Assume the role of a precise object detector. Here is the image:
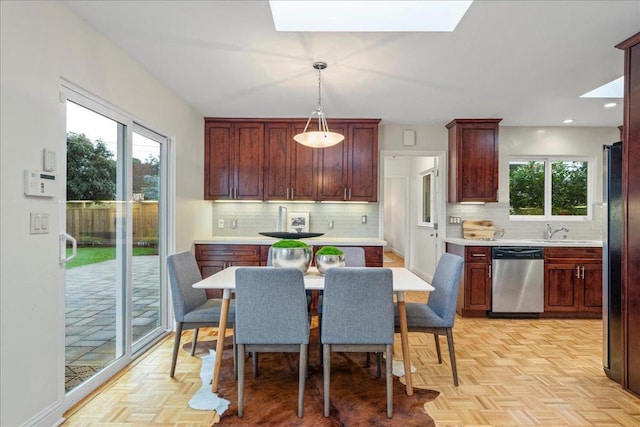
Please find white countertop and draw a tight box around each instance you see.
[193,236,387,246]
[445,237,603,247]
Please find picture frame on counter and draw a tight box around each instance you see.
[287,212,309,233]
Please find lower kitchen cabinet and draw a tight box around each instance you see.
[543,247,602,317]
[447,243,492,317]
[194,244,261,298]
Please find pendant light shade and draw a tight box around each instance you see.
[294,61,344,148]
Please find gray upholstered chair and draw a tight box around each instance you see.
[235,267,309,418]
[395,252,464,386]
[167,251,235,378]
[316,247,372,364]
[321,267,395,418]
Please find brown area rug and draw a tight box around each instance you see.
[186,330,439,426]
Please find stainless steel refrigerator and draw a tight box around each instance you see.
[603,141,622,383]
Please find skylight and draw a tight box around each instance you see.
[580,76,624,98]
[269,1,473,32]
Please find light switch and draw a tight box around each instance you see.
[30,212,49,234]
[217,219,225,229]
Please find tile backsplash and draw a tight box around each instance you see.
[445,202,603,240]
[210,202,379,238]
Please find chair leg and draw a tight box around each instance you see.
[298,344,307,417]
[323,344,331,417]
[445,328,459,387]
[376,352,382,379]
[252,352,259,378]
[238,344,245,417]
[318,315,323,366]
[170,322,183,377]
[385,344,393,418]
[233,332,238,380]
[191,328,199,356]
[434,333,443,363]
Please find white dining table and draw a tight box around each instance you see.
[192,266,434,396]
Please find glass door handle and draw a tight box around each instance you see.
[60,233,77,265]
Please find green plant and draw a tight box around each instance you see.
[271,239,309,248]
[316,246,344,256]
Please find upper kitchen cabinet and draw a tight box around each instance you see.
[264,122,317,201]
[317,120,380,202]
[447,118,502,203]
[204,120,264,200]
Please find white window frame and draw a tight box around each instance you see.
[418,168,436,227]
[509,156,595,221]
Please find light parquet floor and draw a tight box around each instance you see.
[64,252,640,426]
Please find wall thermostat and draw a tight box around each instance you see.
[24,169,57,198]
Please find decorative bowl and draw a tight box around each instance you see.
[271,247,312,273]
[315,254,346,275]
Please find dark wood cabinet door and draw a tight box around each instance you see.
[264,123,290,200]
[204,122,234,200]
[459,127,498,201]
[447,119,501,203]
[465,262,491,310]
[234,123,264,200]
[363,246,383,267]
[545,263,580,312]
[289,123,318,201]
[317,123,349,201]
[348,124,378,202]
[581,263,603,312]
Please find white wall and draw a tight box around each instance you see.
[0,2,203,425]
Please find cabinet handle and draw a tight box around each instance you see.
[471,253,487,257]
[291,188,294,199]
[343,188,347,200]
[576,266,580,278]
[286,188,289,199]
[581,265,585,279]
[219,252,234,255]
[488,264,492,279]
[348,188,352,200]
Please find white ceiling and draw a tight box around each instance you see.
[64,1,639,127]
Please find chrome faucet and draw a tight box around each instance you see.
[546,223,569,240]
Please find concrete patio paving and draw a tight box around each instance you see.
[65,255,161,375]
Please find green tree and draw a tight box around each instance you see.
[132,154,159,196]
[67,132,116,201]
[141,175,159,200]
[509,161,545,215]
[551,161,587,215]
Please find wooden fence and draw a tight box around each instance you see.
[66,201,159,246]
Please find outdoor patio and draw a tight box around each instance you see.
[65,255,160,391]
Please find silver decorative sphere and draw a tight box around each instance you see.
[271,247,312,273]
[315,254,346,275]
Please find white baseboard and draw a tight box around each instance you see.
[22,400,65,427]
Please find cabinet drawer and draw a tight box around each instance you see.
[195,244,261,262]
[465,246,491,263]
[544,247,602,263]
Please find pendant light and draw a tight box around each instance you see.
[293,61,344,148]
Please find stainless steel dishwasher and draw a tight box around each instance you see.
[492,247,544,314]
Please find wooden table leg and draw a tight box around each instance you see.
[397,292,414,396]
[211,290,230,393]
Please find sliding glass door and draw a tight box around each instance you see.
[62,89,169,401]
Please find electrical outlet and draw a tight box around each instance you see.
[449,216,462,224]
[231,219,237,229]
[217,219,224,229]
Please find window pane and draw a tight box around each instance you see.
[551,161,588,216]
[509,161,545,215]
